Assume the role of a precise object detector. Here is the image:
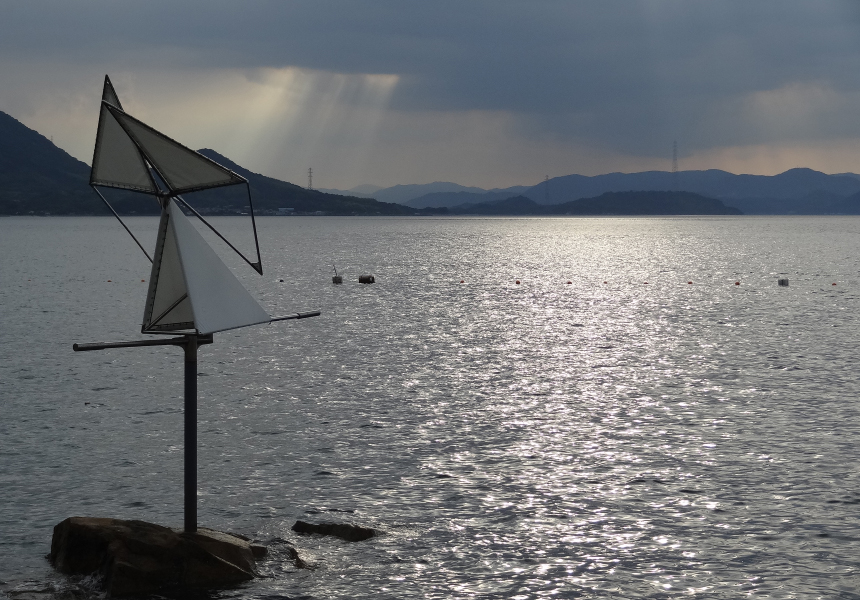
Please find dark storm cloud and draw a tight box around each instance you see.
[4,1,860,157]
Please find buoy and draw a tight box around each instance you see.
[359,275,375,284]
[141,279,145,282]
[460,280,464,283]
[687,281,692,284]
[515,280,520,284]
[778,278,789,287]
[332,265,343,284]
[603,281,607,284]
[735,281,740,285]
[107,280,112,282]
[644,282,648,284]
[567,281,572,284]
[280,279,285,283]
[833,283,837,286]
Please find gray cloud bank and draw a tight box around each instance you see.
[3,1,860,186]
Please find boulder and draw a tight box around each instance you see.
[50,517,262,597]
[291,520,376,542]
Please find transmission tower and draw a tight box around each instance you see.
[544,175,550,203]
[308,168,313,191]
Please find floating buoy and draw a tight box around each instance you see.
[644,282,648,284]
[359,275,375,284]
[515,280,520,284]
[460,280,464,283]
[107,280,112,282]
[778,278,789,287]
[332,265,343,284]
[567,281,572,284]
[141,279,145,282]
[833,283,837,286]
[687,281,692,284]
[603,281,607,284]
[280,279,285,283]
[735,281,740,285]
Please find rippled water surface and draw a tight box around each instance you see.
[3,216,860,598]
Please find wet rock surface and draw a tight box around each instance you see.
[50,517,262,597]
[291,520,376,542]
[260,537,315,570]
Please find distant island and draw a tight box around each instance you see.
[4,108,860,216]
[438,192,741,215]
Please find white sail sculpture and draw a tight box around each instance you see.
[87,75,287,335]
[142,201,270,334]
[76,76,319,534]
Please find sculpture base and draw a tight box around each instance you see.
[50,517,266,597]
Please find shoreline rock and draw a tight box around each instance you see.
[50,517,263,597]
[291,520,376,542]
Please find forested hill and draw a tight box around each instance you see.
[193,150,416,216]
[0,111,420,216]
[0,111,101,215]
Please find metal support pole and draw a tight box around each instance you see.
[184,335,198,533]
[75,334,212,532]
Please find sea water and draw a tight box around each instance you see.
[2,215,860,598]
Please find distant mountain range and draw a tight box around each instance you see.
[191,150,423,216]
[401,190,523,208]
[375,182,530,205]
[319,182,529,207]
[318,168,860,214]
[442,192,741,216]
[521,169,860,214]
[316,184,381,198]
[0,111,423,216]
[5,108,860,216]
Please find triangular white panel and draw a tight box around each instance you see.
[90,104,159,193]
[102,75,123,109]
[109,107,245,195]
[169,201,269,334]
[142,209,195,332]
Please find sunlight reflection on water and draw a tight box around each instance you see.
[2,216,860,598]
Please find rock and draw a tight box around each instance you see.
[50,517,264,597]
[262,537,313,569]
[284,546,314,570]
[291,520,376,542]
[249,543,268,559]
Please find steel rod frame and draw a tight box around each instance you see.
[90,186,154,264]
[270,310,321,322]
[172,194,263,275]
[73,335,213,352]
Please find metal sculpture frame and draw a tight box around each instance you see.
[75,75,320,533]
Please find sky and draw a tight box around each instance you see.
[3,1,860,190]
